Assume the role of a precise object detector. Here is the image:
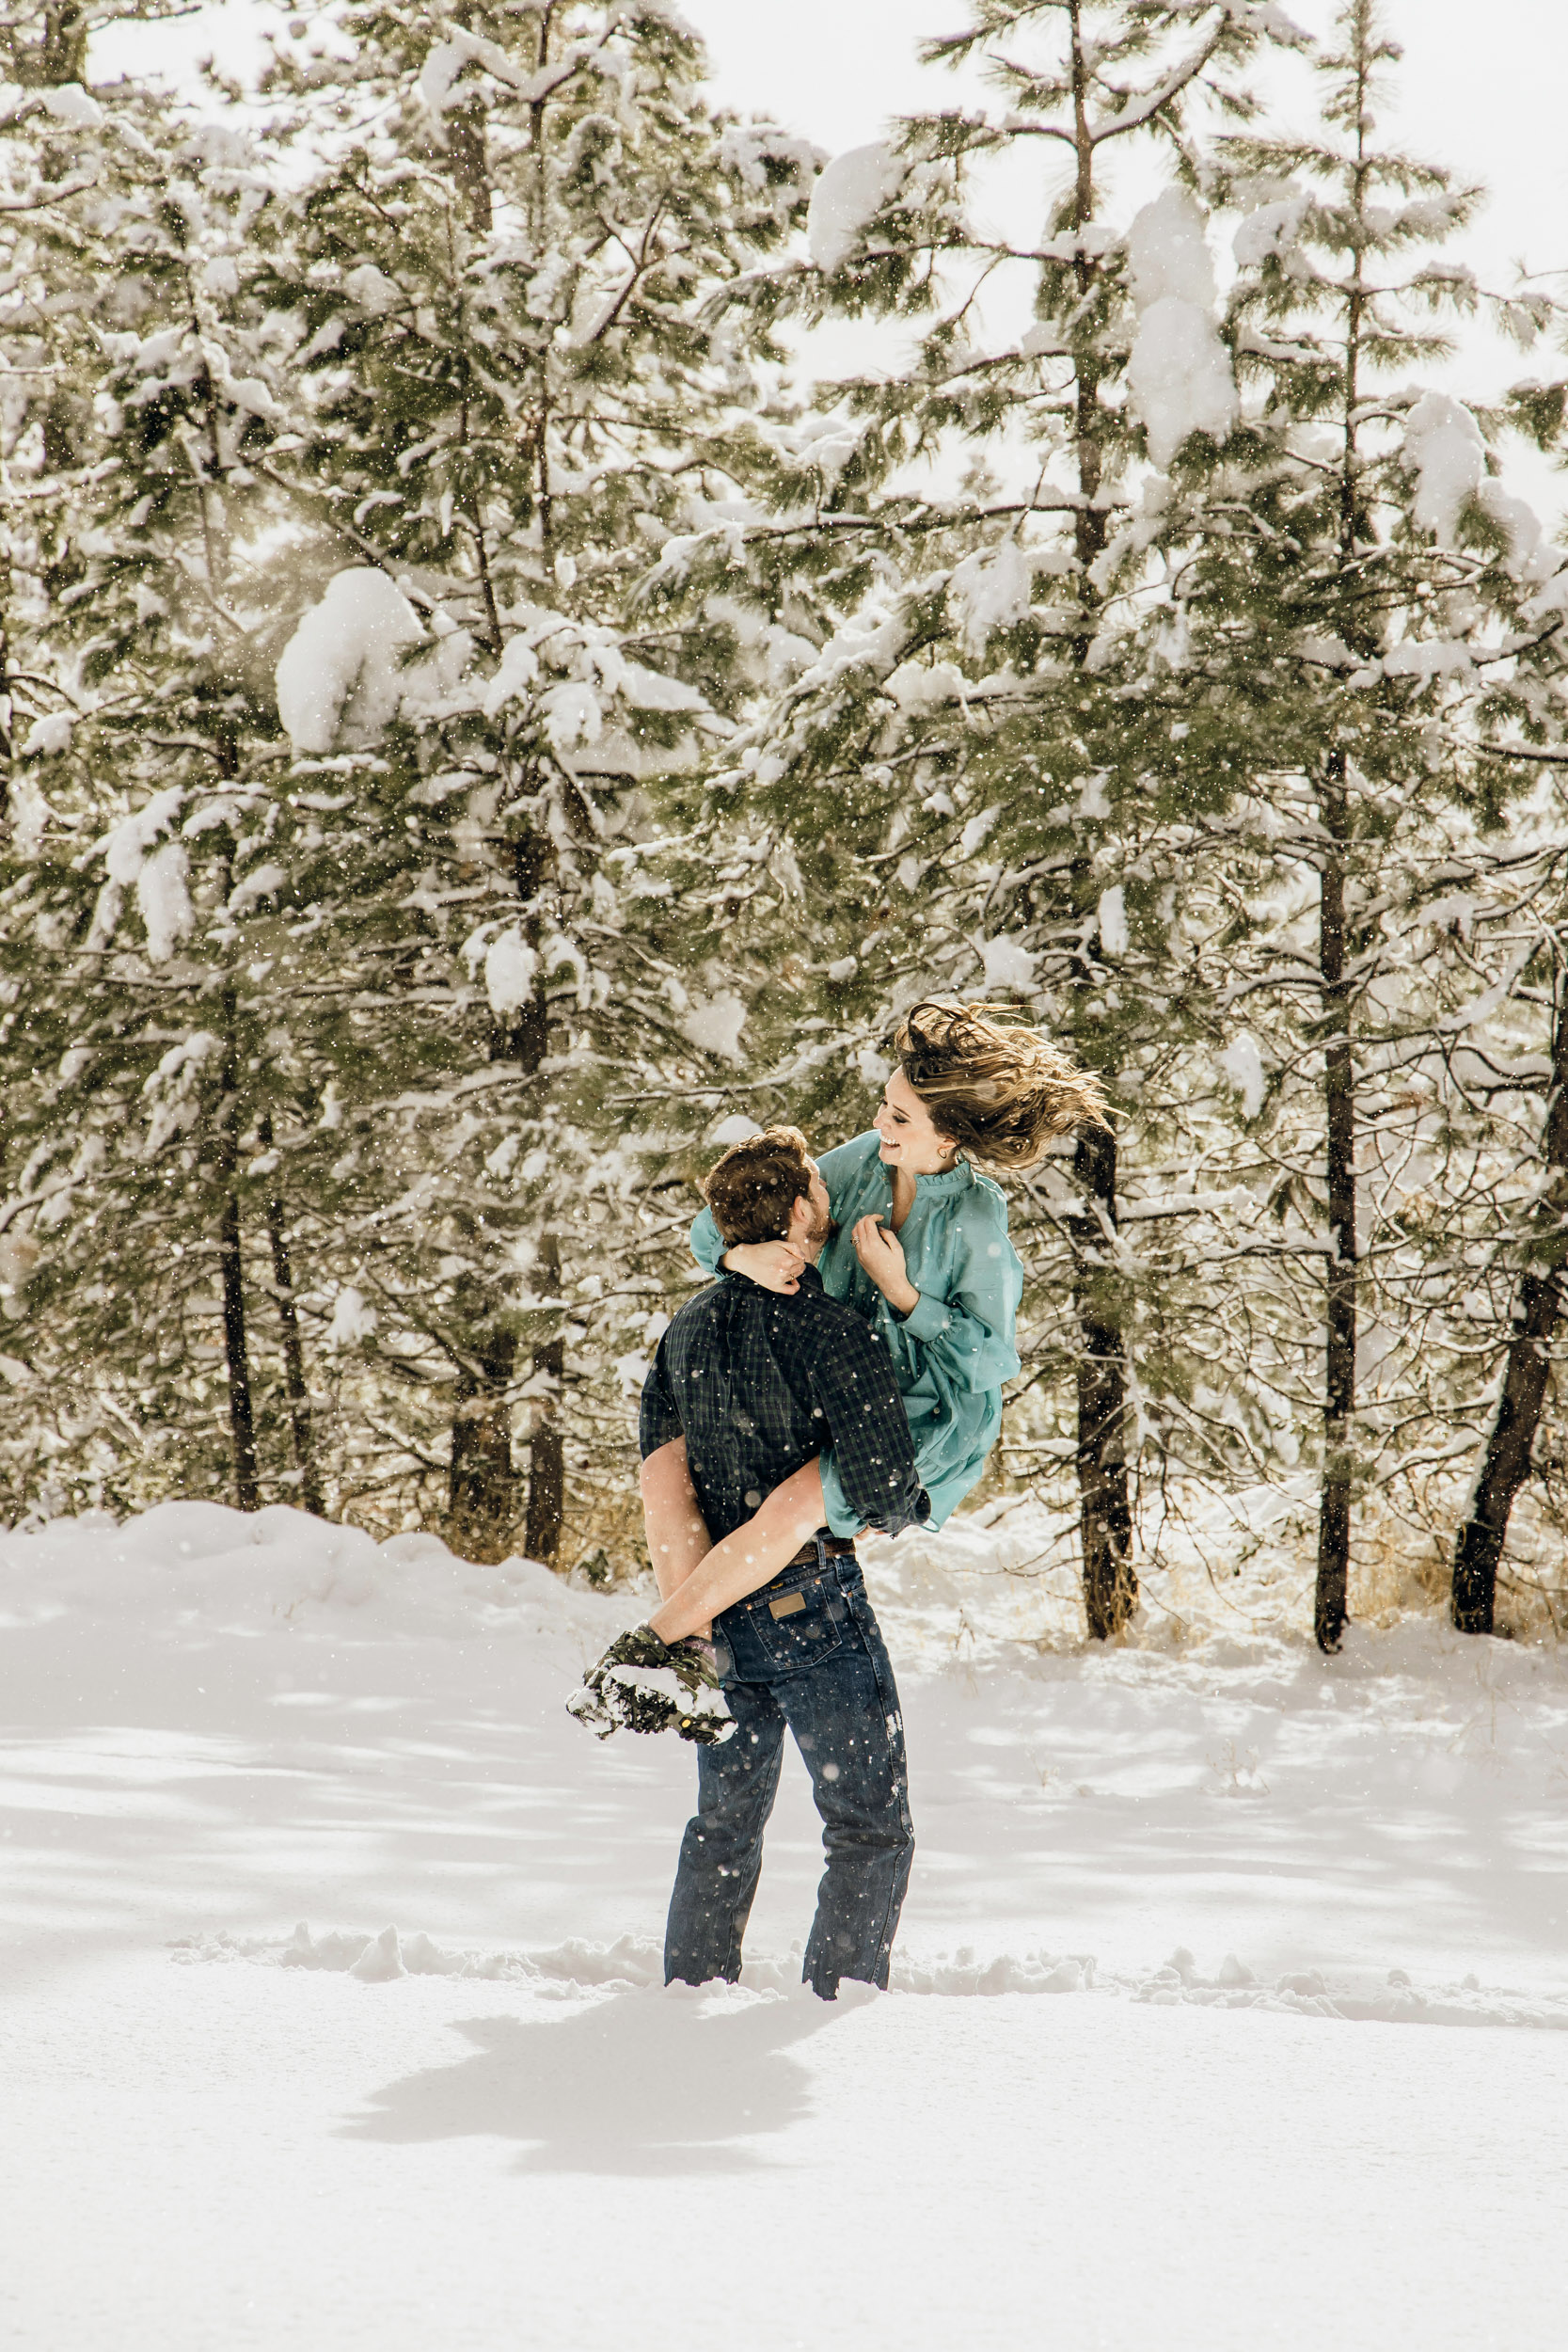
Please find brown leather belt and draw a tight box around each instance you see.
[781,1536,857,1570]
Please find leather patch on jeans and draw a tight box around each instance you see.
[768,1591,807,1619]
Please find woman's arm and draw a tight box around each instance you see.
[689,1202,728,1278]
[689,1208,805,1294]
[688,1132,880,1290]
[857,1198,1022,1393]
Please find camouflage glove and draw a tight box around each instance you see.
[567,1627,735,1746]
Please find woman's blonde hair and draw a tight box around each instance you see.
[893,998,1109,1172]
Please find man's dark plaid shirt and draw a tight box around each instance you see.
[639,1266,929,1545]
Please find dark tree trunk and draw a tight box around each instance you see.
[1452,975,1568,1633]
[448,1320,519,1561]
[218,1186,260,1512]
[257,1115,322,1517]
[500,823,552,1067]
[8,3,87,87]
[0,538,12,818]
[444,818,557,1558]
[40,4,86,85]
[447,103,493,233]
[523,1230,565,1565]
[1070,1122,1136,1638]
[443,7,492,232]
[444,812,564,1563]
[215,994,259,1512]
[1059,27,1133,1638]
[1316,750,1355,1653]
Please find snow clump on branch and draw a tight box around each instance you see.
[325,1288,378,1349]
[484,930,539,1020]
[86,787,188,957]
[1125,189,1237,470]
[1402,393,1484,548]
[681,993,748,1062]
[275,569,426,755]
[135,843,194,963]
[947,541,1033,658]
[976,936,1037,993]
[1232,187,1310,272]
[1218,1033,1268,1121]
[808,142,905,274]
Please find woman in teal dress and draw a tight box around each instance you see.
[673,1000,1108,1597]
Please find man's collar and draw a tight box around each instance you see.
[721,1261,824,1294]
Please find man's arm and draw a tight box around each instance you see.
[812,1309,929,1537]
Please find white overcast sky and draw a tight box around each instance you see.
[94,1,1568,494]
[96,0,1568,274]
[691,0,1568,279]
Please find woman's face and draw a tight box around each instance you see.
[874,1068,957,1176]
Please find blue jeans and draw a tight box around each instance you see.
[664,1542,914,2000]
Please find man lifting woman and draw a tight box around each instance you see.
[570,999,1107,1997]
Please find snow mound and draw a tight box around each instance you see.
[172,1923,1568,2027]
[174,1922,1099,1997]
[176,1923,673,1992]
[1130,1947,1568,2030]
[0,1499,623,1640]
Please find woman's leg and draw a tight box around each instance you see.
[649,1460,826,1646]
[641,1438,711,1587]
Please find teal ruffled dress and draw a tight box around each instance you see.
[689,1129,1023,1535]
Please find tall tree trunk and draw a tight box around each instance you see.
[445,6,493,231]
[9,3,87,87]
[523,1229,565,1565]
[1316,749,1354,1652]
[257,1114,322,1516]
[444,820,559,1559]
[448,1318,519,1561]
[1452,969,1568,1633]
[0,537,12,823]
[215,991,259,1512]
[447,103,492,234]
[1070,1121,1136,1637]
[1061,49,1134,1637]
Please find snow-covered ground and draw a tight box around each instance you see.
[4,1500,1567,2349]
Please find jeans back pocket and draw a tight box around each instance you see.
[749,1577,847,1676]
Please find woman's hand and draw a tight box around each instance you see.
[721,1239,807,1295]
[851,1215,919,1316]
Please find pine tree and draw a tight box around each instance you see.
[0,49,365,1514]
[1428,625,1568,1632]
[216,0,812,1555]
[643,0,1307,1633]
[1446,882,1568,1632]
[1182,0,1568,1645]
[0,6,813,1542]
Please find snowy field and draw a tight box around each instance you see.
[4,1502,1567,2350]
